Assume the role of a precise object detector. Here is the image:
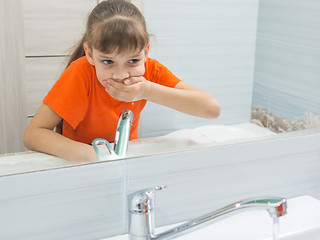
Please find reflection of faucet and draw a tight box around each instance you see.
[129,186,287,240]
[92,109,134,159]
[114,109,134,157]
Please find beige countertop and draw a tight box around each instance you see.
[0,151,80,176]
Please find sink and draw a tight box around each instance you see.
[101,195,320,240]
[97,123,277,160]
[126,123,277,157]
[126,129,212,157]
[279,227,320,240]
[194,123,276,143]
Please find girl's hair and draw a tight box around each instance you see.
[67,0,149,67]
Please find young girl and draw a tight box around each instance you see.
[23,0,220,162]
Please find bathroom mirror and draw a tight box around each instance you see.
[0,0,319,176]
[133,0,320,148]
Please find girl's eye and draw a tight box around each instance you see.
[102,60,113,65]
[129,59,139,64]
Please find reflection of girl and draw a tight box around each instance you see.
[23,0,220,162]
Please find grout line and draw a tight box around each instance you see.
[25,55,69,58]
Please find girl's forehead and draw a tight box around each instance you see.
[94,47,145,58]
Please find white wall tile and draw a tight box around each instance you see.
[252,0,320,121]
[1,132,320,239]
[25,57,67,117]
[127,132,320,227]
[0,161,126,240]
[23,0,97,56]
[141,0,259,137]
[0,0,28,154]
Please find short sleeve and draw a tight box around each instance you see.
[43,58,91,129]
[144,58,181,88]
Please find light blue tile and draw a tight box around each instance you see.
[253,0,320,120]
[0,161,127,240]
[258,0,320,48]
[142,0,259,137]
[126,133,320,227]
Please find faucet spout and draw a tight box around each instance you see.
[154,197,287,240]
[129,186,287,240]
[92,109,133,161]
[114,109,134,157]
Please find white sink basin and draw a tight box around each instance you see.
[126,132,210,157]
[126,123,276,158]
[96,123,277,160]
[102,195,320,240]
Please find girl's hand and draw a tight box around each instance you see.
[105,76,150,102]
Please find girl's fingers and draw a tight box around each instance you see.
[107,79,129,92]
[105,81,134,102]
[105,78,145,102]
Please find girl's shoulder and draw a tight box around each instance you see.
[144,58,180,87]
[145,57,167,73]
[64,56,95,79]
[57,56,95,89]
[145,57,163,67]
[69,56,92,70]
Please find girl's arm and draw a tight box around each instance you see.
[23,104,97,162]
[145,80,220,119]
[106,78,221,119]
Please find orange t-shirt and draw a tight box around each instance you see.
[43,56,181,144]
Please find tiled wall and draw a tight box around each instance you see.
[140,0,259,137]
[0,160,127,240]
[0,0,27,154]
[1,132,320,240]
[252,0,320,121]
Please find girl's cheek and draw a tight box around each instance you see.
[97,72,109,87]
[133,64,145,76]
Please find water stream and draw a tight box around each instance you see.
[272,215,280,240]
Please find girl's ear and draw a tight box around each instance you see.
[83,43,95,65]
[144,43,150,60]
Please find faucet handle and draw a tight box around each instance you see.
[129,186,167,214]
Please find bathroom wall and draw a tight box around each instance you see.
[23,0,97,119]
[140,0,260,137]
[1,132,319,240]
[252,0,320,121]
[0,0,28,154]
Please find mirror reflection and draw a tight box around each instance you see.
[1,0,319,176]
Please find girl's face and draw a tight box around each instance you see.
[84,43,149,87]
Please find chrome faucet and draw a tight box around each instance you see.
[114,109,134,157]
[129,186,287,240]
[92,109,134,160]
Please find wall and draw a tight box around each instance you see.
[1,132,319,240]
[0,0,98,154]
[140,0,259,137]
[0,0,27,154]
[23,0,97,118]
[252,0,320,121]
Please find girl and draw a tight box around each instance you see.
[23,0,220,162]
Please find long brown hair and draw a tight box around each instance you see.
[67,0,150,67]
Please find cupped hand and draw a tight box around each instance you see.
[105,76,149,102]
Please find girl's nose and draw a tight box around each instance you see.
[112,71,129,82]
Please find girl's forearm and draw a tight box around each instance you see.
[144,82,220,119]
[23,127,97,162]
